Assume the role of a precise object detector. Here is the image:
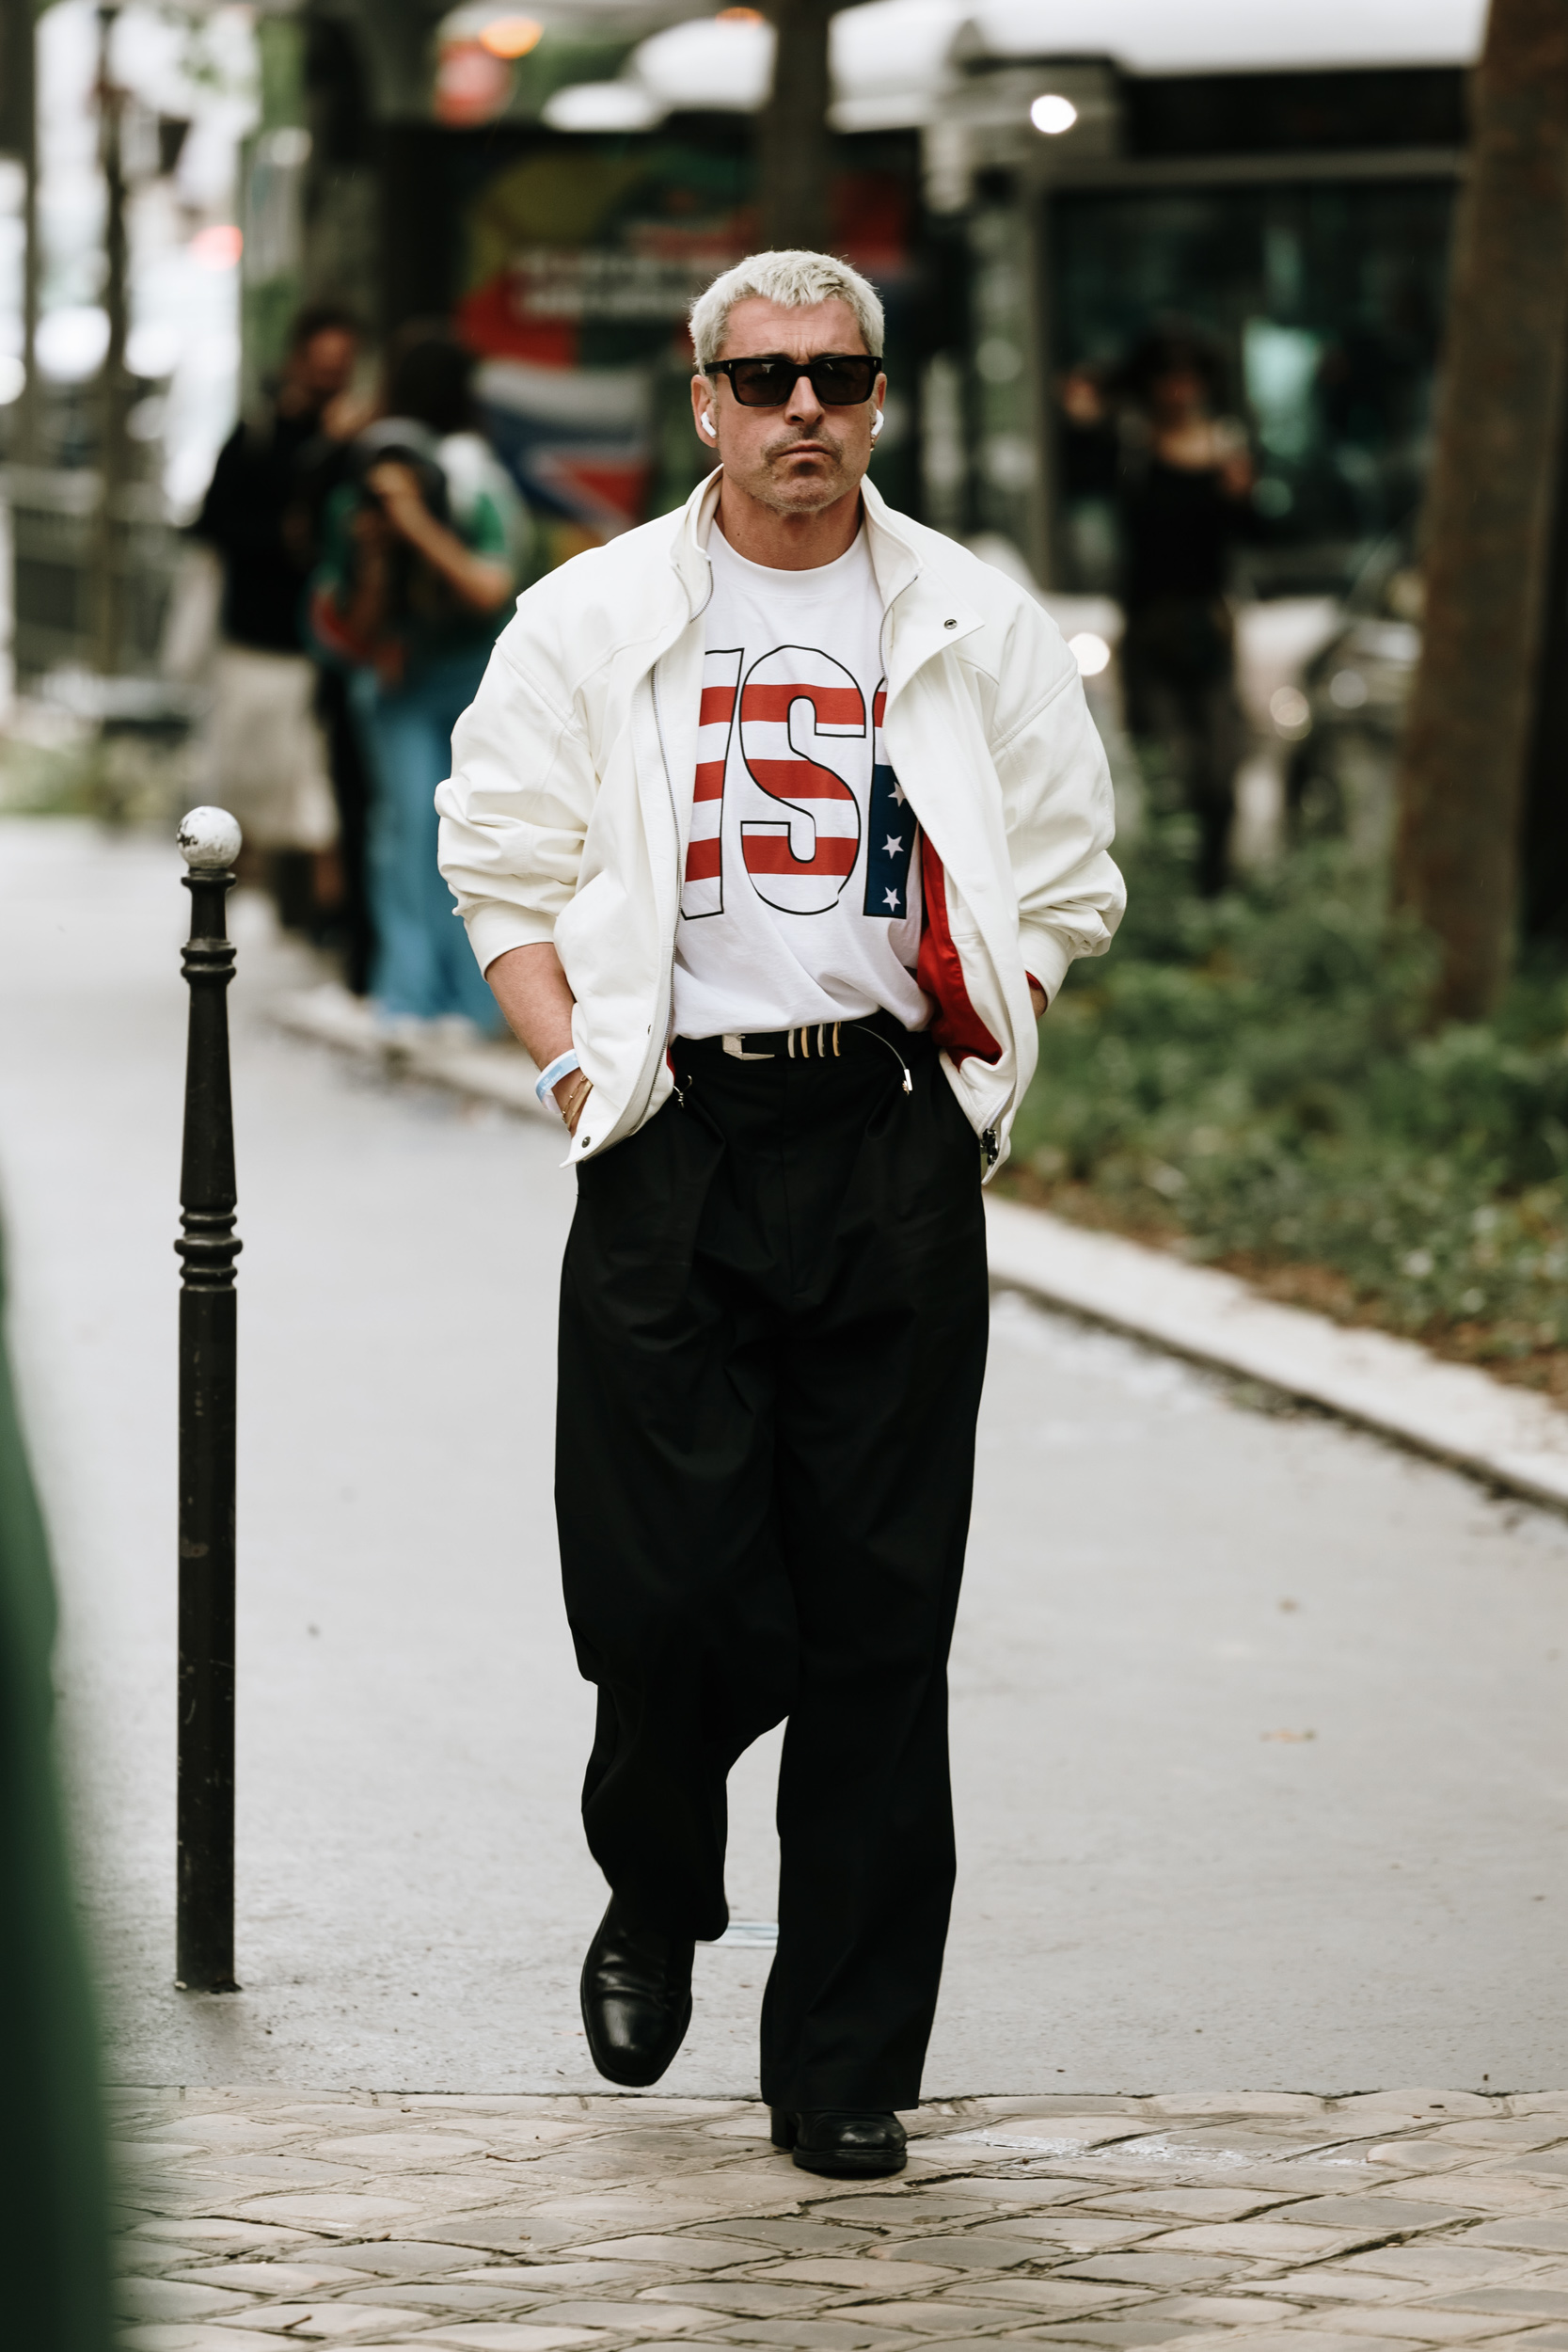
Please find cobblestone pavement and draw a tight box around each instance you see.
[114,2087,1568,2351]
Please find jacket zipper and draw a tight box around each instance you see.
[642,627,705,1125]
[649,660,678,1054]
[658,523,1006,1168]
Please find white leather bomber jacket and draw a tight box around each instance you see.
[436,469,1125,1178]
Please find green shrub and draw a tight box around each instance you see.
[1012,823,1568,1353]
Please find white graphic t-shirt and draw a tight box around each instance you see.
[672,524,928,1041]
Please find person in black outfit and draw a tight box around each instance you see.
[1065,331,1254,897]
[194,303,375,982]
[198,304,360,648]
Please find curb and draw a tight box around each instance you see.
[271,989,1568,1516]
[985,1195,1568,1515]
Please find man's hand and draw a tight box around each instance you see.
[349,501,392,562]
[322,388,377,443]
[1030,982,1047,1018]
[336,501,401,678]
[364,458,514,614]
[1218,446,1255,501]
[365,459,429,539]
[1060,370,1106,428]
[486,942,587,1131]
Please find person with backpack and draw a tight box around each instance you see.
[311,326,529,1034]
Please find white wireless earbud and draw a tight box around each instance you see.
[700,412,718,439]
[870,410,885,440]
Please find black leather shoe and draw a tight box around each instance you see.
[580,1896,693,2088]
[770,2106,907,2177]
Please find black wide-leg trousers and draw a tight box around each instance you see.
[555,1014,990,2112]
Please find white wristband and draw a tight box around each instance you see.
[535,1049,581,1106]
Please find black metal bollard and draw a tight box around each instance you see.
[174,807,243,1992]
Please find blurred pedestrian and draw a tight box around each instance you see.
[1067,328,1253,896]
[311,327,527,1036]
[293,410,382,1000]
[439,250,1123,2172]
[193,303,366,925]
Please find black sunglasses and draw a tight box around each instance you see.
[705,353,884,408]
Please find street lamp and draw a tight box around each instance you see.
[1030,93,1078,135]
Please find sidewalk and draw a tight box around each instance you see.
[4,819,1566,2352]
[4,823,1564,2100]
[115,2086,1568,2351]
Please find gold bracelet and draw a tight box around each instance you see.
[557,1072,591,1131]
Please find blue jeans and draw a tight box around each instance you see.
[351,648,500,1028]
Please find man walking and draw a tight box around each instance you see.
[437,251,1123,2176]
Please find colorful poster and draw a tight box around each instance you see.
[453,132,919,564]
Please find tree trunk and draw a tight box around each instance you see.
[757,0,833,253]
[1518,353,1568,946]
[1390,0,1568,1022]
[92,1,131,676]
[0,0,40,463]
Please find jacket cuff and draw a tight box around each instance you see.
[464,900,559,977]
[1018,925,1072,1008]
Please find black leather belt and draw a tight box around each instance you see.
[721,1022,841,1061]
[676,1014,921,1093]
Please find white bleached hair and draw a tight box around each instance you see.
[689,250,885,370]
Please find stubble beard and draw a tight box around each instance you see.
[746,425,858,516]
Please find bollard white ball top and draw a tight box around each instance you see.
[178,806,243,870]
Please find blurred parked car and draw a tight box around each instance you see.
[1273,526,1423,849]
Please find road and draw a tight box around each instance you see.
[1,816,1563,2098]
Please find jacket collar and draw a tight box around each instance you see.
[670,468,982,696]
[671,468,723,617]
[860,473,920,606]
[863,477,986,700]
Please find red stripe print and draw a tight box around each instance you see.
[746,761,856,800]
[872,689,886,727]
[742,835,858,876]
[693,760,725,802]
[741,683,864,725]
[698,686,736,725]
[685,836,722,881]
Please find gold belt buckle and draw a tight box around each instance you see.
[786,1024,842,1059]
[722,1032,773,1061]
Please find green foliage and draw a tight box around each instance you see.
[1013,822,1568,1353]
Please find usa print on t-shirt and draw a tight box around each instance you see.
[672,526,928,1042]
